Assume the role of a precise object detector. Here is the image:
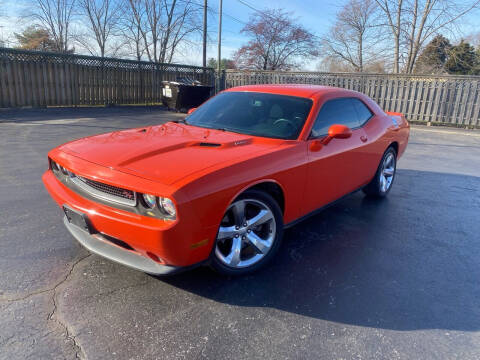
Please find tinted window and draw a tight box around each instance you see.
[186,92,313,140]
[352,98,373,125]
[311,98,360,138]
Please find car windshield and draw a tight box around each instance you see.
[185,91,313,140]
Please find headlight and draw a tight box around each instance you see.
[60,165,68,175]
[159,197,176,218]
[142,193,156,208]
[50,159,59,171]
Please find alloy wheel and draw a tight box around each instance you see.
[215,198,276,268]
[379,152,396,193]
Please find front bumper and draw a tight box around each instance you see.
[63,217,187,275]
[43,169,217,271]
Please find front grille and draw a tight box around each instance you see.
[67,173,137,206]
[50,159,138,207]
[77,176,135,202]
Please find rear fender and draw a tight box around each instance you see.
[386,111,409,127]
[385,111,410,158]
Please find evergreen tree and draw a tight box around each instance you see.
[474,48,480,75]
[414,35,451,74]
[445,40,478,75]
[14,26,57,52]
[207,58,236,70]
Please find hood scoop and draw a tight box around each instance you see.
[198,142,221,147]
[194,138,253,148]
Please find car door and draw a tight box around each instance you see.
[354,99,391,179]
[303,97,371,214]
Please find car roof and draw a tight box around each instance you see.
[223,84,354,99]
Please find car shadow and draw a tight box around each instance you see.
[159,169,480,332]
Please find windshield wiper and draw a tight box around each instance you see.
[182,123,228,132]
[171,118,189,124]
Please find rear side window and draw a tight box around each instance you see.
[310,98,360,138]
[352,98,374,125]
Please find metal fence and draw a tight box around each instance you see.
[0,47,215,108]
[223,70,480,126]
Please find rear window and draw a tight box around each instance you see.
[352,98,374,125]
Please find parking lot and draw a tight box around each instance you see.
[1,107,479,360]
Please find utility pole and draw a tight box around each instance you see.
[202,0,207,68]
[217,0,223,91]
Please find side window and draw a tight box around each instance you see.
[352,98,374,126]
[311,98,360,138]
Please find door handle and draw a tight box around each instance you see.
[360,135,368,143]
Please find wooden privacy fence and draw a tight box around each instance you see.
[223,70,480,127]
[1,47,479,127]
[0,48,215,108]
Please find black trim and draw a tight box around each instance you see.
[284,187,363,229]
[199,142,221,147]
[101,233,136,251]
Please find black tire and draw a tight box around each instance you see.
[210,189,284,276]
[363,146,397,198]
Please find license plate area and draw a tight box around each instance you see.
[63,205,92,233]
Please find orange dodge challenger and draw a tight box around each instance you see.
[43,85,409,275]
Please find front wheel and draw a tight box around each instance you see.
[211,190,284,276]
[363,147,397,197]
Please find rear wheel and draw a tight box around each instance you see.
[363,147,397,197]
[211,190,284,275]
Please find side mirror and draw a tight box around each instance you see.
[187,107,197,115]
[322,124,352,145]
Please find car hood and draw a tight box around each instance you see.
[60,122,282,185]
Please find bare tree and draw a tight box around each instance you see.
[29,0,76,52]
[374,0,403,73]
[317,56,354,72]
[127,0,200,63]
[405,0,480,73]
[376,0,480,73]
[122,19,145,60]
[233,9,318,70]
[0,2,7,47]
[118,0,145,60]
[323,0,381,72]
[76,0,123,57]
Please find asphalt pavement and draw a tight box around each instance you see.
[1,107,479,360]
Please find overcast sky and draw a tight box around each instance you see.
[1,0,479,69]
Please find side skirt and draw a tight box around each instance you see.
[284,187,363,229]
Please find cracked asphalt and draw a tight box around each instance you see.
[1,107,480,360]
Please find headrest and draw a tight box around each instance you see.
[269,104,283,119]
